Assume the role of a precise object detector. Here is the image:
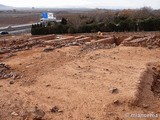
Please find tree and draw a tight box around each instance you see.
[61,18,67,25]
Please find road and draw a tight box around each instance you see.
[0,23,36,34]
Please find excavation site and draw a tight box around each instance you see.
[0,32,160,120]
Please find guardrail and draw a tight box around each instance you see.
[0,23,36,32]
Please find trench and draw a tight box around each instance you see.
[132,63,160,109]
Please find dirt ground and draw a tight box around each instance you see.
[0,32,160,120]
[0,12,39,27]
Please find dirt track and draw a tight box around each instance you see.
[0,33,160,120]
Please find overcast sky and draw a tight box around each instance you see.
[0,0,159,9]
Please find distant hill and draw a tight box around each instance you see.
[0,4,14,10]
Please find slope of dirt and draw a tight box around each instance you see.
[0,43,160,120]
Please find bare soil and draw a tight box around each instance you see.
[0,12,39,27]
[0,32,160,120]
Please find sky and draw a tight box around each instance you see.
[0,0,159,9]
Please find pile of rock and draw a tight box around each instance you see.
[121,35,160,49]
[81,37,117,51]
[0,62,11,79]
[42,36,90,52]
[0,38,45,54]
[21,106,45,120]
[0,47,11,54]
[0,63,19,80]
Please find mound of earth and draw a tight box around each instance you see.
[121,35,160,49]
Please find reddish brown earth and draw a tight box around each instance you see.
[0,32,160,120]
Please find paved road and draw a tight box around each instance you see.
[9,28,31,34]
[0,23,36,34]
